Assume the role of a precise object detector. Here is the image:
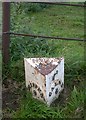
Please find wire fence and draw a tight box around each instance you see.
[27,2,85,7]
[2,2,85,64]
[4,32,85,42]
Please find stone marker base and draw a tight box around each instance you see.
[24,57,64,106]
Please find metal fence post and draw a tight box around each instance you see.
[2,2,10,64]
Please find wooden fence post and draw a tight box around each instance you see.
[2,2,10,64]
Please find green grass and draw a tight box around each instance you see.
[12,86,84,119]
[4,3,85,119]
[28,6,84,38]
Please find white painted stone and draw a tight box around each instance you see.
[24,57,64,106]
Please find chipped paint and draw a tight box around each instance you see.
[25,58,62,76]
[24,57,64,106]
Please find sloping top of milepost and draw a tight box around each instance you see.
[25,58,63,76]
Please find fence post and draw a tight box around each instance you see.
[2,2,10,64]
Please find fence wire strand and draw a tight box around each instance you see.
[3,32,85,42]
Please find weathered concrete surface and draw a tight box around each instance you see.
[24,57,64,106]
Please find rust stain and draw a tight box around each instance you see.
[34,69,38,75]
[33,58,61,76]
[53,79,59,86]
[35,62,57,76]
[41,75,45,80]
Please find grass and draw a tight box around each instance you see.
[12,86,84,119]
[28,6,84,38]
[3,3,85,119]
